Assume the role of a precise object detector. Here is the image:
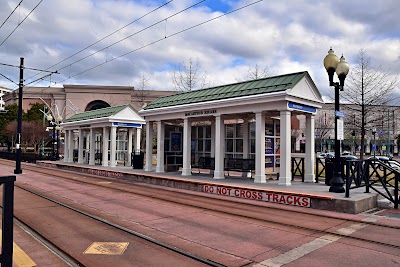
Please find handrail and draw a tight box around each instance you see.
[345,159,399,209]
[0,175,16,266]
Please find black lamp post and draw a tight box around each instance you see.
[323,48,350,193]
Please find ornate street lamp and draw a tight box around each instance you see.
[46,114,56,160]
[55,115,63,160]
[323,47,350,193]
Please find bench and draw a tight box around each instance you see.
[165,154,183,172]
[192,157,215,174]
[224,158,255,178]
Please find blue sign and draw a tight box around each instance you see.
[335,111,345,117]
[49,134,58,137]
[170,132,182,152]
[112,122,142,128]
[372,144,376,151]
[288,102,316,113]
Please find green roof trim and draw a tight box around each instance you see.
[64,105,129,123]
[144,71,308,110]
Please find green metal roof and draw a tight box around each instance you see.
[64,105,129,123]
[144,71,308,110]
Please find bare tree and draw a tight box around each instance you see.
[5,120,49,153]
[236,64,273,82]
[315,112,335,152]
[170,58,208,92]
[134,74,151,108]
[341,49,399,158]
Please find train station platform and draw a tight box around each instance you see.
[36,160,381,214]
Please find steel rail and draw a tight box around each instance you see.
[15,185,226,267]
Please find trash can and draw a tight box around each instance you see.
[325,157,334,185]
[131,150,144,169]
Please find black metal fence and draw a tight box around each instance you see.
[0,151,53,163]
[345,159,399,209]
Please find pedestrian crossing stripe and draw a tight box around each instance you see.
[0,229,37,267]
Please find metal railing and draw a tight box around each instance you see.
[0,151,52,163]
[291,157,304,181]
[345,159,399,209]
[0,175,16,266]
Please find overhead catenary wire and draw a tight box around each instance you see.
[0,72,18,86]
[50,0,264,86]
[23,0,174,85]
[0,0,44,47]
[0,0,24,31]
[26,0,205,87]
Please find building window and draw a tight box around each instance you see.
[225,123,243,159]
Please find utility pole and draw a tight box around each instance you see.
[1,59,58,173]
[388,109,390,156]
[14,57,23,174]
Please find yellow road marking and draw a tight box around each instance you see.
[0,229,37,267]
[84,242,129,255]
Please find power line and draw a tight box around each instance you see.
[23,0,174,85]
[25,0,205,88]
[0,0,24,31]
[51,0,264,86]
[0,72,18,86]
[52,1,204,74]
[0,0,44,47]
[0,62,58,72]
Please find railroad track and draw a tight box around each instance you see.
[2,159,400,265]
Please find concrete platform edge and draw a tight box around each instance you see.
[36,161,378,214]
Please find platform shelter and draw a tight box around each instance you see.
[140,71,323,185]
[61,105,145,167]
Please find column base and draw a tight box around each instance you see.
[181,168,192,176]
[278,176,292,186]
[254,175,266,183]
[156,165,165,173]
[304,174,315,183]
[144,165,152,172]
[213,171,225,179]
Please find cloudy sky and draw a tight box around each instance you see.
[0,0,399,99]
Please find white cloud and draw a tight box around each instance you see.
[0,0,398,100]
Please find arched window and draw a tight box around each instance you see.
[85,100,110,111]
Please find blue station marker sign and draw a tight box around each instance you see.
[288,102,317,113]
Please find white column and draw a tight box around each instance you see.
[279,110,292,185]
[127,128,133,166]
[182,118,192,176]
[135,127,141,152]
[213,115,225,179]
[254,112,266,183]
[64,130,69,163]
[78,129,84,164]
[102,127,109,167]
[89,128,95,165]
[68,130,74,162]
[85,133,90,162]
[304,114,315,182]
[110,126,117,167]
[210,121,215,157]
[242,118,249,159]
[74,131,78,149]
[145,122,153,171]
[156,121,165,173]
